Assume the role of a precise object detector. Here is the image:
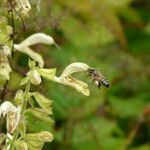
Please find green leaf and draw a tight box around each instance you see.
[20,77,29,85]
[28,59,36,69]
[14,89,24,106]
[24,131,53,150]
[18,119,26,138]
[33,92,53,114]
[108,96,146,118]
[37,68,56,80]
[25,108,54,132]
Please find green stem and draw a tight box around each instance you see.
[21,81,31,114]
[9,81,31,150]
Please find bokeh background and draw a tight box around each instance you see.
[6,0,150,149]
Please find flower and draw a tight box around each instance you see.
[14,33,55,67]
[53,62,90,96]
[27,70,42,85]
[0,101,21,134]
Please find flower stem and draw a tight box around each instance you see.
[21,81,31,114]
[9,81,31,150]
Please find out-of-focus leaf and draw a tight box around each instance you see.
[57,0,128,48]
[108,96,146,118]
[129,145,150,150]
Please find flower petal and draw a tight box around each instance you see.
[0,101,16,117]
[27,70,41,85]
[14,33,54,48]
[61,62,90,77]
[54,75,90,96]
[14,46,44,67]
[7,106,21,134]
[53,62,90,96]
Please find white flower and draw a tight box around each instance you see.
[0,101,16,117]
[53,62,90,96]
[0,101,21,134]
[14,33,55,67]
[27,70,41,85]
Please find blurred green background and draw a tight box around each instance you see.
[5,0,150,149]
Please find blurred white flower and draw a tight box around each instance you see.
[0,101,21,134]
[14,33,55,67]
[53,62,90,96]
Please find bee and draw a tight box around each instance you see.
[88,68,109,88]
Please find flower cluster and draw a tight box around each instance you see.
[0,32,103,150]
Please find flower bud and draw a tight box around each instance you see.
[38,131,53,142]
[27,70,41,85]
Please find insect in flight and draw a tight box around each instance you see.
[88,68,110,88]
